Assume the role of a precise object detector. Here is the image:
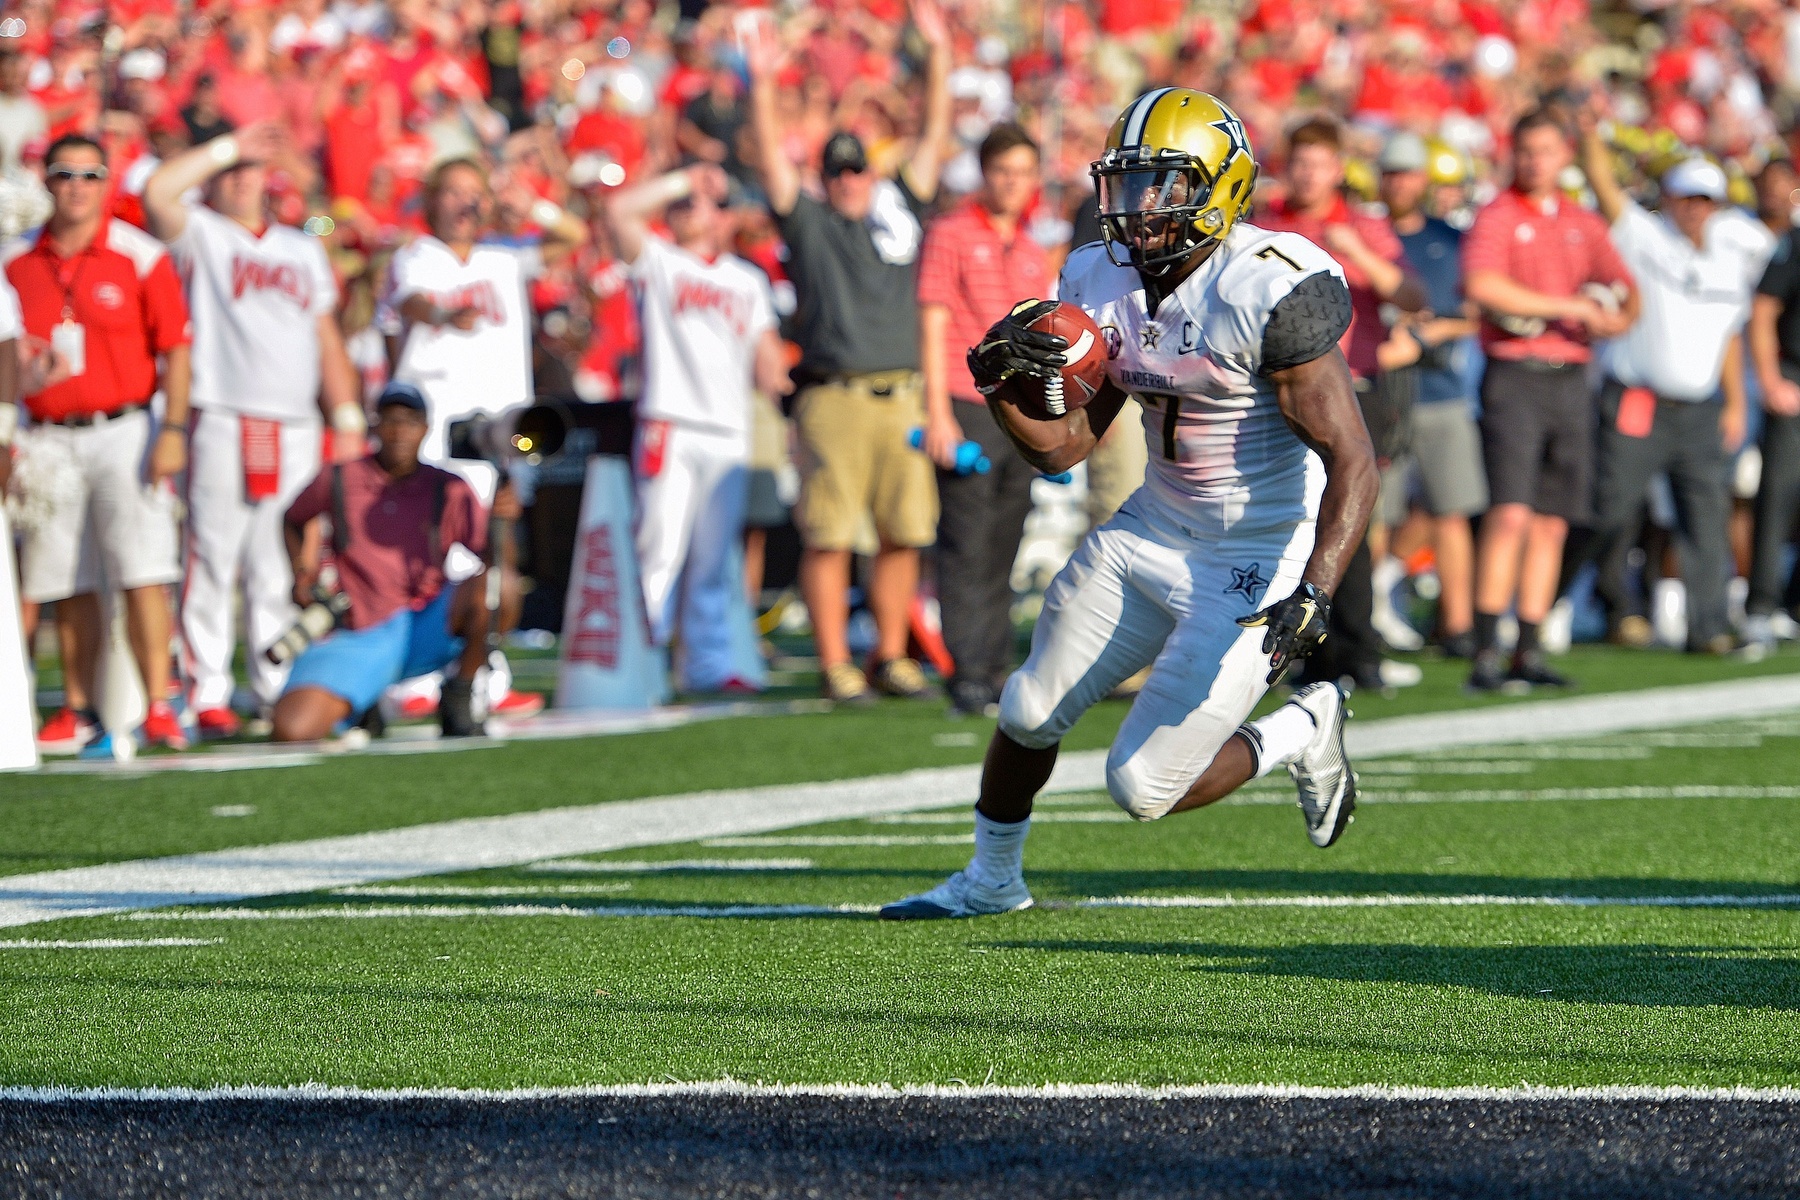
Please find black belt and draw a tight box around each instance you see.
[1501,358,1581,374]
[794,369,911,396]
[45,402,149,428]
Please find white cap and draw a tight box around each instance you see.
[1662,157,1726,201]
[119,48,166,82]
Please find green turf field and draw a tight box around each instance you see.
[3,660,1798,1091]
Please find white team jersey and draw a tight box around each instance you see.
[1058,223,1346,528]
[632,236,775,440]
[380,235,535,458]
[169,206,337,423]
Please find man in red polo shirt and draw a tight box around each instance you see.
[917,123,1053,717]
[1462,108,1637,692]
[1258,117,1424,693]
[5,133,193,752]
[1259,118,1421,383]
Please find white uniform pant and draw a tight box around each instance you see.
[179,410,321,710]
[635,419,749,693]
[999,487,1317,821]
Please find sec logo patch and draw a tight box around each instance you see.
[93,282,125,309]
[1101,325,1122,360]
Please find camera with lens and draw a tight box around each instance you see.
[446,402,568,470]
[267,566,353,665]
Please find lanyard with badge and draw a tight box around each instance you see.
[52,252,89,377]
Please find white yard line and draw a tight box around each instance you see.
[1078,893,1800,910]
[1223,785,1800,806]
[126,903,879,921]
[703,835,976,847]
[0,938,222,949]
[2,676,1797,929]
[3,1081,1798,1103]
[117,892,1800,922]
[328,884,634,897]
[526,858,815,873]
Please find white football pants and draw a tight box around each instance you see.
[180,410,321,711]
[999,483,1318,821]
[635,419,750,693]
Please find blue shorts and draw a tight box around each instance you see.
[283,587,464,715]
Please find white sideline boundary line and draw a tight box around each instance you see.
[2,676,1797,929]
[3,1081,1798,1104]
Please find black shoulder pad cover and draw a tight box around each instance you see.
[1260,272,1354,376]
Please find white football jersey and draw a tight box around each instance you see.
[170,206,338,423]
[633,236,775,441]
[380,235,534,462]
[1058,223,1346,527]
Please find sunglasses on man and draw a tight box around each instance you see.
[47,165,109,183]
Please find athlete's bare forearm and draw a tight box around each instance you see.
[986,379,1127,475]
[1270,348,1376,596]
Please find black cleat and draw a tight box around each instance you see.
[947,677,999,719]
[1466,648,1508,693]
[440,676,484,737]
[1437,630,1477,660]
[1508,649,1573,690]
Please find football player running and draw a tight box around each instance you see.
[881,89,1378,921]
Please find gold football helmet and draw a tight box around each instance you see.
[1092,87,1259,274]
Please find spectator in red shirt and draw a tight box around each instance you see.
[917,123,1051,718]
[5,134,193,753]
[1258,118,1422,382]
[1461,107,1637,691]
[1258,118,1424,693]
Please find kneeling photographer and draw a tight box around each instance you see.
[271,382,522,741]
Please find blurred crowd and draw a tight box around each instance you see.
[4,0,1800,753]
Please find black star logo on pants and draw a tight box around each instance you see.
[1226,563,1268,603]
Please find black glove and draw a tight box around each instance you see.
[967,299,1068,395]
[1237,581,1332,686]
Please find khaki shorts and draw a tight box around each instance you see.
[792,370,938,551]
[18,408,181,604]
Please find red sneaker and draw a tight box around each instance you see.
[491,689,545,719]
[716,677,762,696]
[37,707,98,756]
[194,707,242,739]
[141,700,190,751]
[397,693,438,720]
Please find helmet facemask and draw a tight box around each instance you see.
[1092,147,1219,276]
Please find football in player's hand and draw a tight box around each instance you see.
[992,302,1109,421]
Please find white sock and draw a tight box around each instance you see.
[1239,703,1319,778]
[970,811,1030,886]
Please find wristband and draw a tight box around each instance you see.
[530,199,563,227]
[330,403,368,438]
[210,136,240,168]
[0,403,16,447]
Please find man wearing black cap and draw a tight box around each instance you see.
[744,2,953,705]
[271,382,521,741]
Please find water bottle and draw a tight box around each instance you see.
[908,428,990,475]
